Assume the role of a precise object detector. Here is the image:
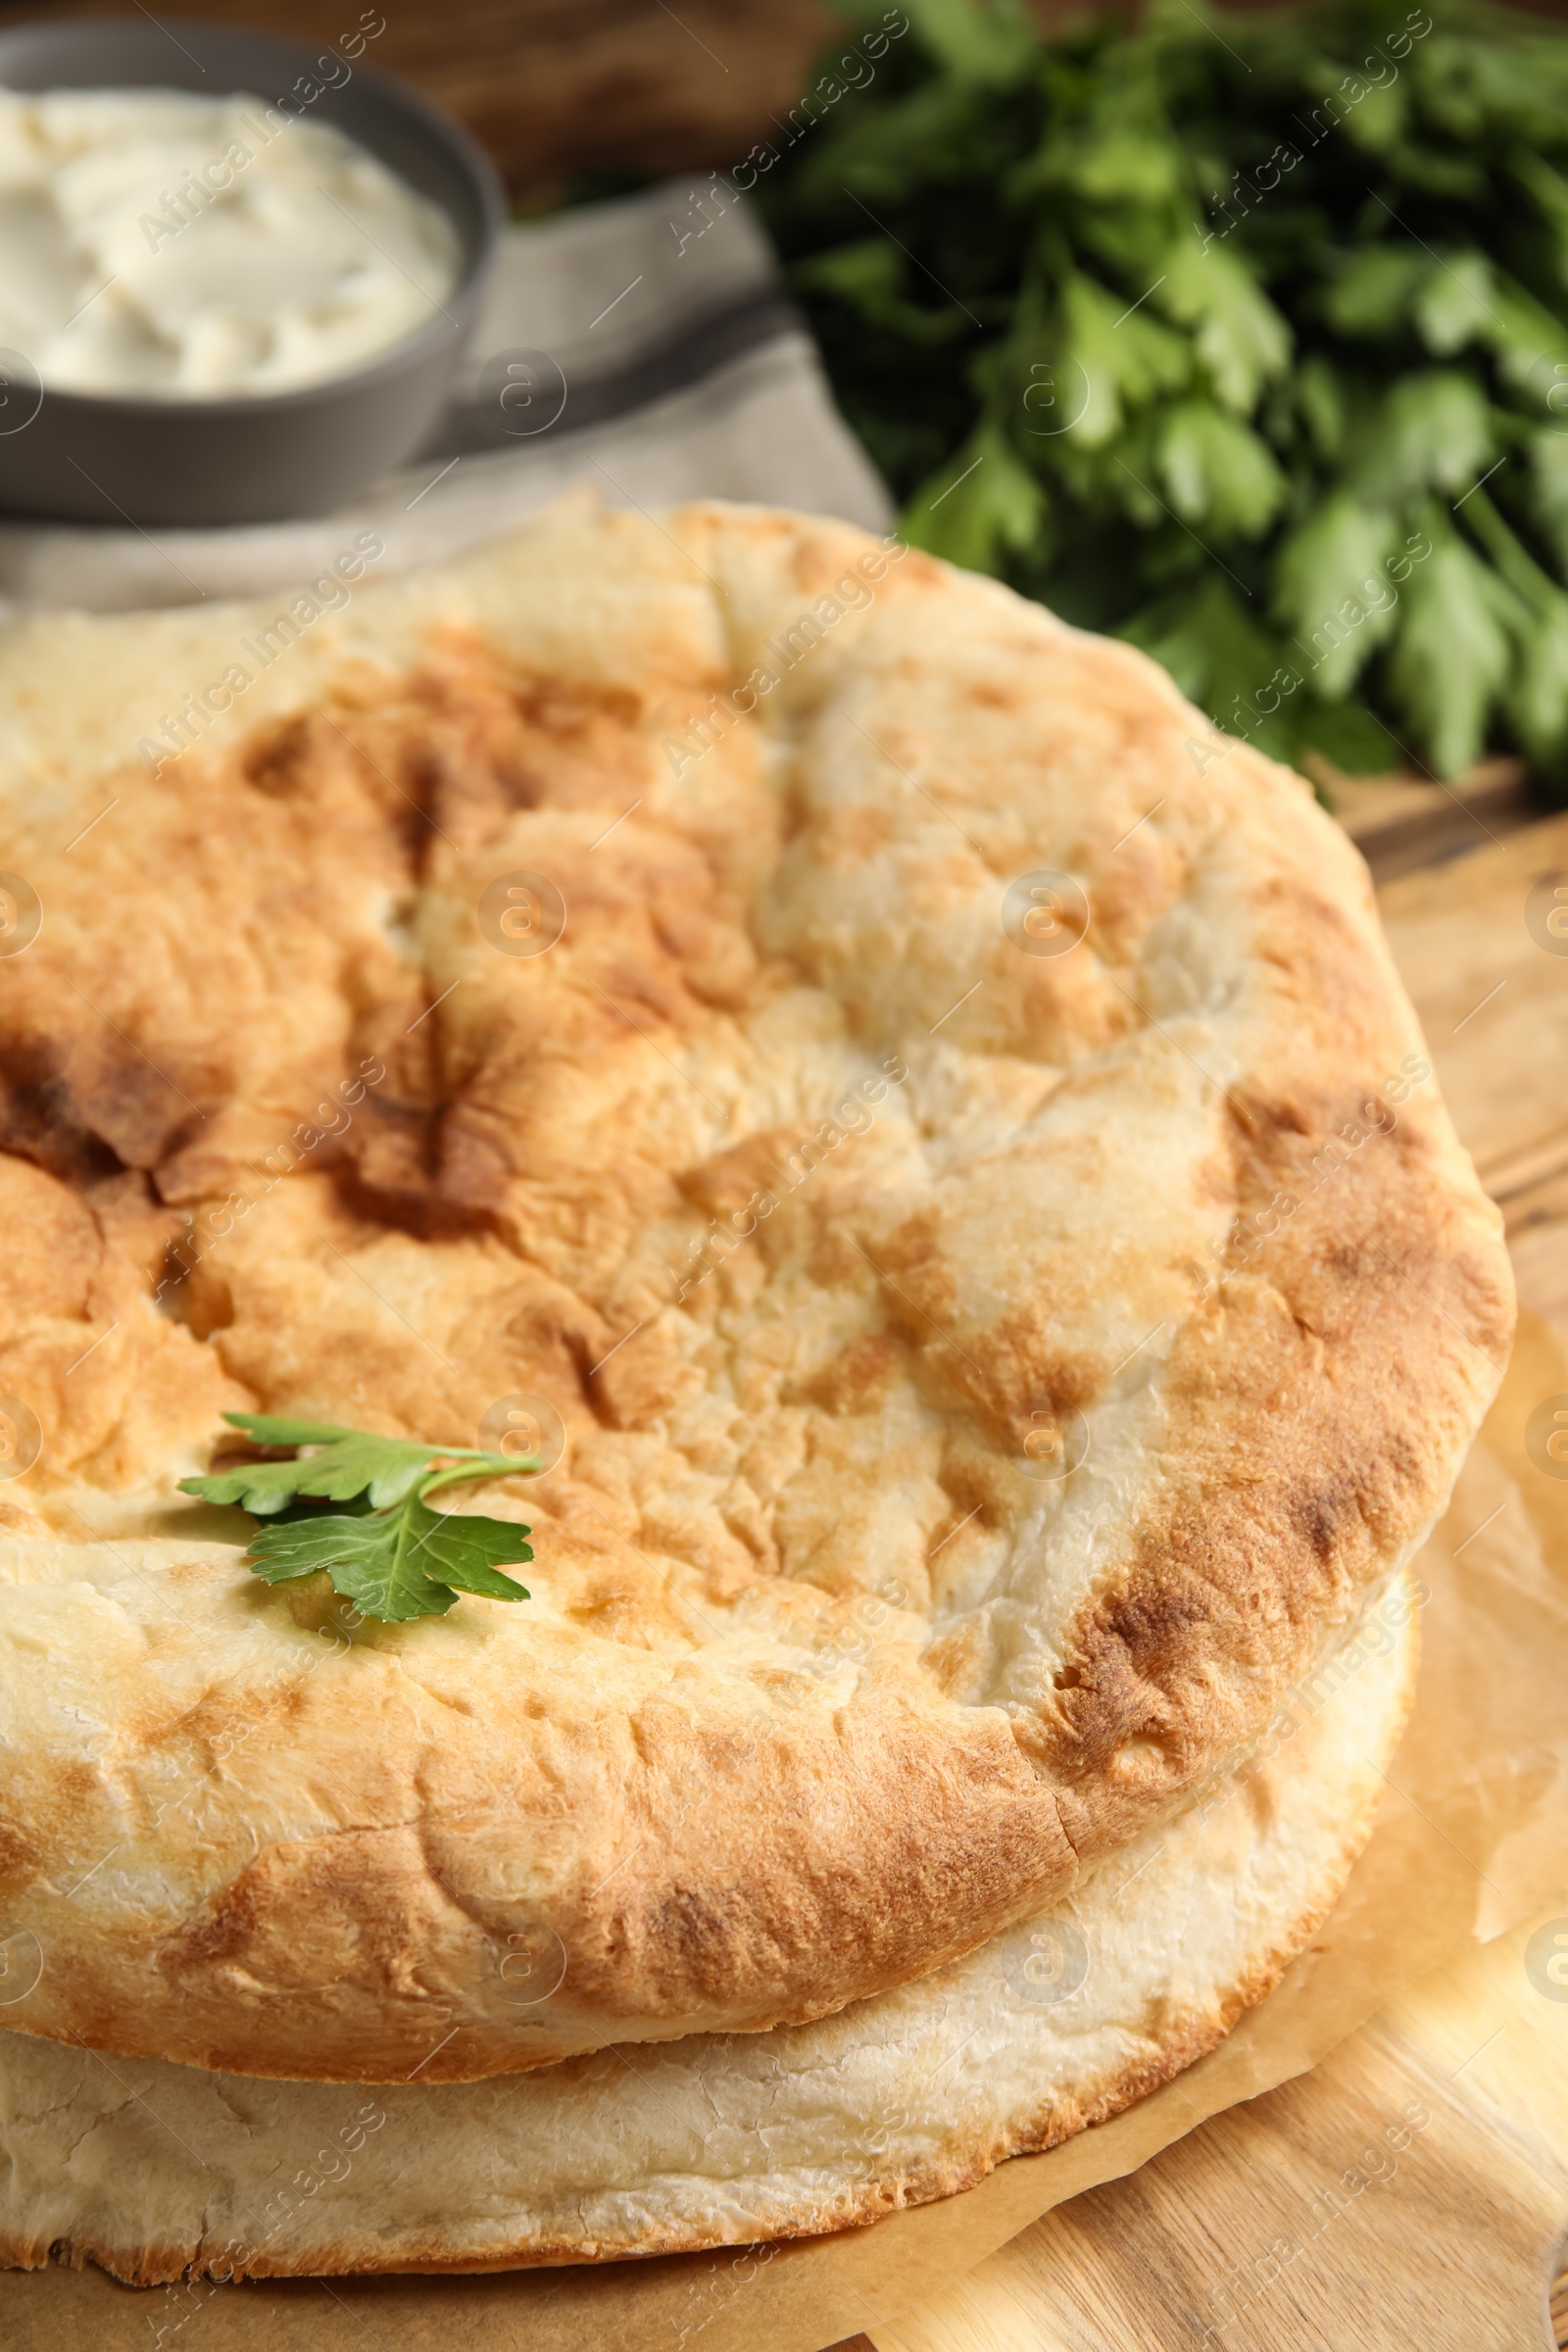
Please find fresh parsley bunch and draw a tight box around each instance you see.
[758,0,1568,782]
[181,1413,534,1624]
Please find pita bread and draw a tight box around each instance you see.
[0,500,1509,2083]
[0,1579,1417,2282]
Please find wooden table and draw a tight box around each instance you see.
[8,0,1474,203]
[831,786,1568,2352]
[0,0,831,203]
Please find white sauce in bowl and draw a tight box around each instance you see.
[0,87,463,398]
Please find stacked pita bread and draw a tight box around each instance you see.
[0,501,1509,2279]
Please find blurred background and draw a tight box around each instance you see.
[0,0,837,204]
[2,0,1558,203]
[14,0,1568,819]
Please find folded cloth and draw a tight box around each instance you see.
[0,180,891,617]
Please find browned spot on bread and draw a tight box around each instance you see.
[799,1334,906,1416]
[589,1323,697,1430]
[159,1827,474,2022]
[0,1814,40,1892]
[675,1126,808,1217]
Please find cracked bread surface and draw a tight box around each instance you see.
[0,496,1509,2082]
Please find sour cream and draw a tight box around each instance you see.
[0,87,462,398]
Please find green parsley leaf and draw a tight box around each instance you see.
[1158,402,1286,538]
[245,1508,461,1619]
[1388,525,1514,778]
[1353,371,1494,505]
[223,1412,364,1446]
[1058,270,1190,451]
[902,0,1038,88]
[1509,594,1568,774]
[1158,238,1291,416]
[1480,276,1567,396]
[247,1495,531,1624]
[1319,248,1433,339]
[791,237,973,346]
[396,1495,534,1598]
[180,1413,536,1623]
[758,0,1568,783]
[1529,429,1568,574]
[904,418,1048,567]
[1413,249,1497,356]
[179,1411,524,1513]
[1272,493,1401,701]
[1295,356,1349,465]
[1293,695,1396,775]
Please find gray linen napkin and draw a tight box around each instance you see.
[0,180,891,616]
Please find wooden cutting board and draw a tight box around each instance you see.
[844,800,1568,2352]
[858,1907,1568,2352]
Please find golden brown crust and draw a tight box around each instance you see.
[0,1582,1416,2280]
[0,498,1509,2083]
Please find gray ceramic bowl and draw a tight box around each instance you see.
[0,17,502,527]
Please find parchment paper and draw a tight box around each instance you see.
[4,1312,1565,2352]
